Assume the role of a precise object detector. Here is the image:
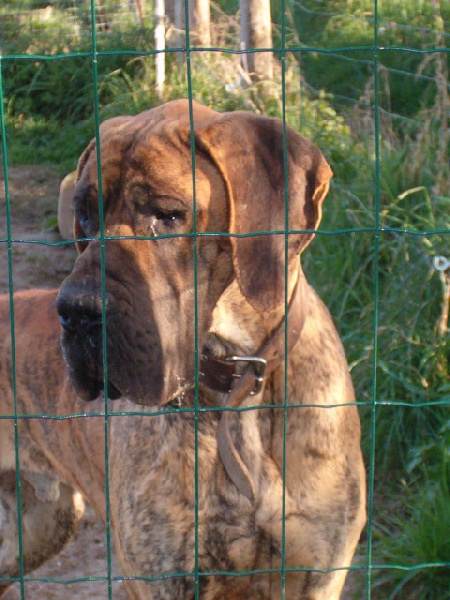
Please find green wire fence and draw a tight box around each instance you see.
[1,1,449,599]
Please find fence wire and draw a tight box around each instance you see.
[1,1,449,599]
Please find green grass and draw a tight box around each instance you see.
[3,114,92,174]
[371,421,450,599]
[270,0,450,118]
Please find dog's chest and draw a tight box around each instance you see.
[108,410,260,591]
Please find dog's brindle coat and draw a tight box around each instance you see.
[0,100,365,599]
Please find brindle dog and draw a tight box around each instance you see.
[0,100,365,599]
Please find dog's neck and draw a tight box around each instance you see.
[166,264,306,409]
[206,262,303,358]
[196,264,306,409]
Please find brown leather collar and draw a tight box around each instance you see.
[204,275,306,500]
[199,352,267,396]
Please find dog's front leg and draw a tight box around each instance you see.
[237,408,353,600]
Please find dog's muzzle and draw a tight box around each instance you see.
[56,285,122,401]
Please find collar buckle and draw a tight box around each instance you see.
[225,356,267,395]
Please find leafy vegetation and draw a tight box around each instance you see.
[371,420,450,599]
[0,1,449,597]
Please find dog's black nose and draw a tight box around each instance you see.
[56,284,114,334]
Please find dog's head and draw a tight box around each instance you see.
[56,100,332,405]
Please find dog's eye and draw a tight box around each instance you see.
[75,207,96,236]
[134,195,187,235]
[73,184,99,237]
[153,209,185,227]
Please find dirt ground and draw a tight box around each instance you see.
[0,166,77,295]
[0,166,360,599]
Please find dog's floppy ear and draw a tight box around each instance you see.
[194,113,333,312]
